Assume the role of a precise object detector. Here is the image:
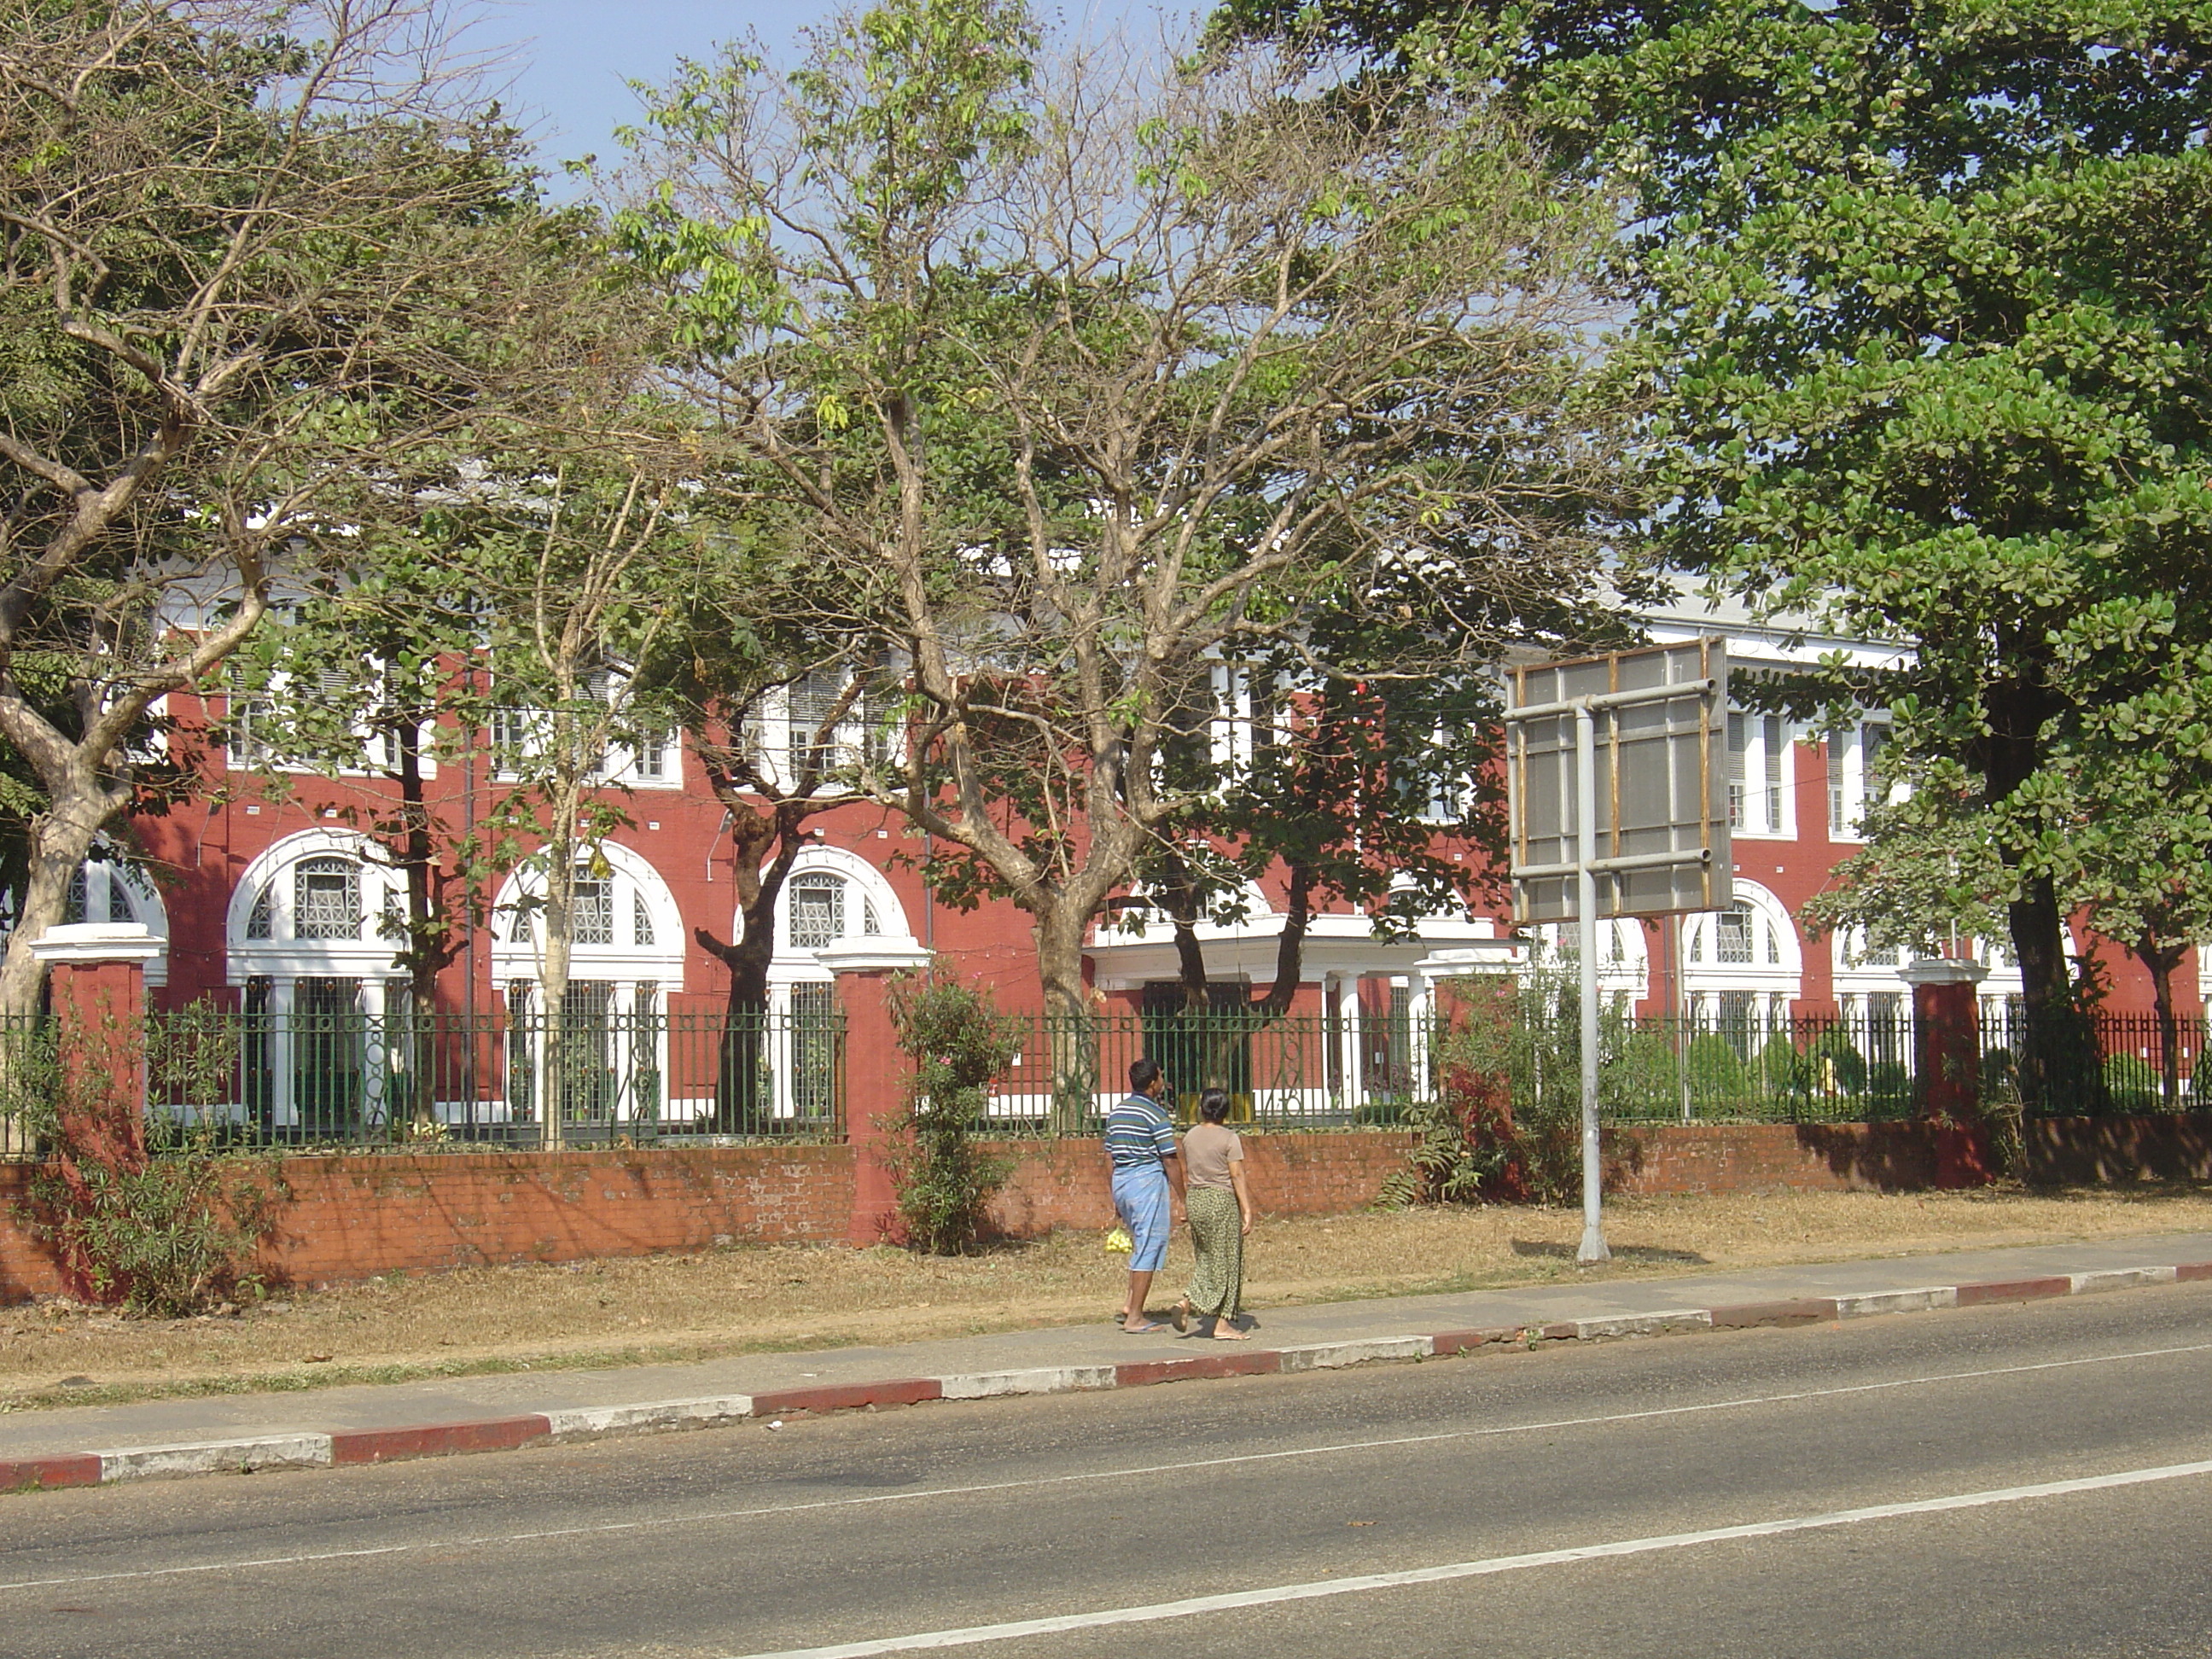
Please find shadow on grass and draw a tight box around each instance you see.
[1510,1239,1708,1265]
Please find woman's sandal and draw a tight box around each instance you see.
[1169,1299,1191,1334]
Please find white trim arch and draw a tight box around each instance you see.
[1528,917,1651,1010]
[490,840,687,991]
[226,828,404,983]
[3,854,172,987]
[741,845,921,986]
[1681,878,1802,1030]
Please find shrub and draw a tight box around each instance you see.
[2104,1054,2161,1115]
[1684,1035,1746,1111]
[5,1004,286,1316]
[1379,975,1584,1207]
[882,966,1022,1254]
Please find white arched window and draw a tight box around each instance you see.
[486,843,690,1133]
[752,848,916,975]
[224,830,414,1136]
[490,842,685,990]
[1680,881,1802,1040]
[7,855,172,987]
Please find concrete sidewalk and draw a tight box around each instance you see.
[8,1231,2212,1493]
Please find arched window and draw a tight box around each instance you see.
[1714,903,1755,964]
[65,863,137,925]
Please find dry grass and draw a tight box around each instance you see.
[6,1183,2212,1413]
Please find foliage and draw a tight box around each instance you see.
[882,966,1022,1254]
[5,1005,285,1317]
[1227,0,2212,1115]
[0,0,572,1016]
[613,0,1625,1068]
[1379,975,1583,1208]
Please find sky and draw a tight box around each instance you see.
[478,0,1194,177]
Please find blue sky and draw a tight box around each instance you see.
[480,0,1196,174]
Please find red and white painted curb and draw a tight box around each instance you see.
[8,1257,2209,1493]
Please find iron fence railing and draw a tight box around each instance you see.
[0,1004,843,1152]
[984,1013,1405,1134]
[1,996,2205,1161]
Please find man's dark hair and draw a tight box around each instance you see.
[1129,1057,1162,1093]
[1199,1088,1231,1124]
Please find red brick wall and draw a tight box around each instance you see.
[982,1133,1419,1236]
[0,1119,2204,1301]
[1610,1121,1942,1195]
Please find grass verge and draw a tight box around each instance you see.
[6,1183,2212,1412]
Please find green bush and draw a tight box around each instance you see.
[6,1005,286,1316]
[1805,1030,1870,1098]
[883,966,1022,1254]
[1684,1034,1746,1110]
[1379,975,1585,1207]
[2104,1054,2161,1115]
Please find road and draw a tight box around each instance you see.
[7,1284,2212,1658]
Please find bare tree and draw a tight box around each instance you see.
[0,0,560,1016]
[618,2,1621,1118]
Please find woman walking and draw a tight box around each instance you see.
[1173,1088,1253,1340]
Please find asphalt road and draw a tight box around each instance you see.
[8,1284,2212,1659]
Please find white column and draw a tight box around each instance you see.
[770,981,795,1120]
[1334,974,1362,1109]
[360,977,389,1130]
[1408,974,1435,1101]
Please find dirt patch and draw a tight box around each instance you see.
[5,1183,2210,1411]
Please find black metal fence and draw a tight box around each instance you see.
[1,996,2203,1159]
[0,1002,845,1151]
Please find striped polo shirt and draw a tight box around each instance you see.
[1103,1092,1178,1169]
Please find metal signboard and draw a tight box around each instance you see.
[1507,638,1732,925]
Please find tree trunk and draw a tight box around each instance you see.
[695,795,810,1132]
[1249,859,1314,1021]
[1981,674,2103,1115]
[2006,876,2103,1115]
[2145,940,2181,1111]
[537,780,580,1150]
[0,781,119,1020]
[0,783,120,1154]
[1034,903,1096,1134]
[392,717,450,1132]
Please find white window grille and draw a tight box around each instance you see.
[230,696,273,768]
[787,670,846,781]
[632,891,655,946]
[294,858,362,940]
[789,872,845,949]
[247,882,275,940]
[572,878,614,946]
[1714,902,1755,965]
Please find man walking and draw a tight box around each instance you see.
[1106,1056,1183,1333]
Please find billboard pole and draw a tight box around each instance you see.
[1575,704,1609,1263]
[1507,638,1729,1272]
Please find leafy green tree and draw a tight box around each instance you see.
[1220,0,2212,1110]
[0,0,569,1017]
[612,0,1620,1122]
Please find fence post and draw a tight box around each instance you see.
[1902,957,1989,1186]
[820,943,933,1246]
[26,923,166,1150]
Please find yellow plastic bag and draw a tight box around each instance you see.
[1103,1225,1132,1255]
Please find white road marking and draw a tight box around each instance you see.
[726,1457,2212,1658]
[4,1336,2210,1592]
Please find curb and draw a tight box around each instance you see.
[10,1255,2209,1493]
